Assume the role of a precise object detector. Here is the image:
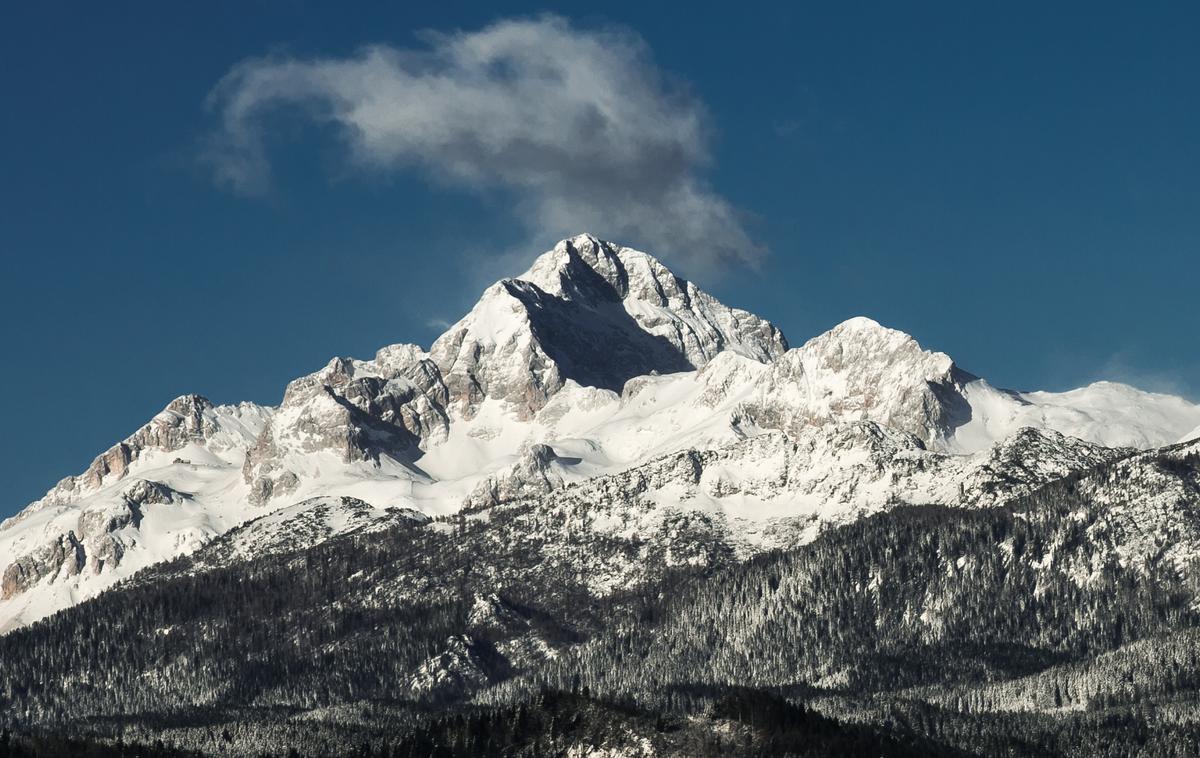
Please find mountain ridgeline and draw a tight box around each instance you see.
[2,236,1200,756]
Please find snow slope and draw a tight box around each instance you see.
[951,380,1200,452]
[0,400,271,632]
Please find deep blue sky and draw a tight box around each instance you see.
[2,2,1198,518]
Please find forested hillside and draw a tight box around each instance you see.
[3,444,1200,756]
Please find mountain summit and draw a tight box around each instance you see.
[430,234,788,419]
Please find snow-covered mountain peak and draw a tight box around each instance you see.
[281,357,357,405]
[798,316,959,383]
[428,234,787,420]
[519,233,628,298]
[372,342,430,370]
[521,234,725,320]
[740,317,969,445]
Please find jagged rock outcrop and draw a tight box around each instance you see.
[52,395,213,502]
[2,532,84,600]
[121,478,187,508]
[464,443,575,510]
[0,398,269,615]
[2,479,192,597]
[242,348,451,504]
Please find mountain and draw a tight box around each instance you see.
[3,234,1198,636]
[3,235,1200,755]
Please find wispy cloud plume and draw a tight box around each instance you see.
[1096,350,1199,401]
[203,15,763,271]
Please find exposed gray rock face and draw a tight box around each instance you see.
[242,350,449,503]
[245,469,299,507]
[2,532,84,600]
[463,443,575,510]
[75,505,139,543]
[522,235,787,365]
[46,396,212,503]
[83,479,187,574]
[0,399,269,607]
[279,348,452,444]
[122,479,187,508]
[72,501,140,576]
[2,479,192,594]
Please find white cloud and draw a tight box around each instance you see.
[204,15,763,271]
